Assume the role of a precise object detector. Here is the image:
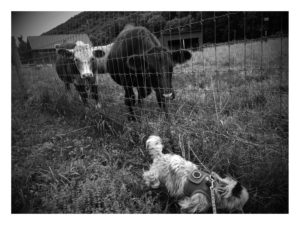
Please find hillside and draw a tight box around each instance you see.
[43,11,288,46]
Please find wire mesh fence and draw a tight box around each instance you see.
[12,11,288,212]
[13,12,288,133]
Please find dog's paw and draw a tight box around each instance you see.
[179,193,209,213]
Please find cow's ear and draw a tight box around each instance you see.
[127,54,145,71]
[57,49,74,58]
[93,49,105,58]
[171,50,192,64]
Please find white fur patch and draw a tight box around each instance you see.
[74,41,93,59]
[146,135,162,150]
[146,136,164,158]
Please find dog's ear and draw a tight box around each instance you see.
[178,193,209,213]
[221,184,249,213]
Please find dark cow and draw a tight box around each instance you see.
[105,25,192,120]
[55,41,105,109]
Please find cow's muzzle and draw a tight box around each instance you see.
[81,73,93,78]
[163,93,173,99]
[163,90,175,100]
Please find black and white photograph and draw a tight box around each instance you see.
[10,6,289,216]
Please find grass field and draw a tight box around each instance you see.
[12,37,288,213]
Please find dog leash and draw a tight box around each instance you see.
[190,152,218,214]
[196,162,217,214]
[209,175,217,214]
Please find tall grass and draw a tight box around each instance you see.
[12,37,288,213]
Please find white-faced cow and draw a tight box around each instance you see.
[104,25,192,120]
[55,41,105,109]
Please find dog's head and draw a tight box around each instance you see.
[146,135,162,149]
[211,172,249,213]
[146,135,164,159]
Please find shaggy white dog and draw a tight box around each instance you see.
[143,135,249,213]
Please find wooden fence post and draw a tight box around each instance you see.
[12,36,27,99]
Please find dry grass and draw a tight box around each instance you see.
[12,37,288,213]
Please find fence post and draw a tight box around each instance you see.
[12,36,27,100]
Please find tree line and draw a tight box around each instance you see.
[16,12,288,63]
[44,11,288,45]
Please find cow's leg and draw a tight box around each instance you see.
[124,87,136,121]
[65,82,71,91]
[155,90,170,119]
[137,87,152,106]
[64,82,73,102]
[137,89,143,106]
[75,84,88,105]
[90,84,101,109]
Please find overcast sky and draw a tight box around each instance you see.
[12,12,80,41]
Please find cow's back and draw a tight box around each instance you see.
[107,26,161,85]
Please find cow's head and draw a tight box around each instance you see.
[127,46,192,99]
[56,41,105,79]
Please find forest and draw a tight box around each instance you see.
[43,11,288,45]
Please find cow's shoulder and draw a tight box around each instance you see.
[118,26,151,39]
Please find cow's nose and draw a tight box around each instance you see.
[163,89,175,99]
[81,73,93,78]
[163,93,173,99]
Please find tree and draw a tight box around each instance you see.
[12,36,27,99]
[147,15,166,35]
[17,36,31,64]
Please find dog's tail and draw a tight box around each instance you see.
[146,135,163,159]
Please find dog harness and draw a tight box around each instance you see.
[183,169,211,200]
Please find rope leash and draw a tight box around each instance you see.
[210,175,217,214]
[196,159,217,214]
[195,160,217,214]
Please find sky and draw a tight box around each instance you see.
[11,12,80,41]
